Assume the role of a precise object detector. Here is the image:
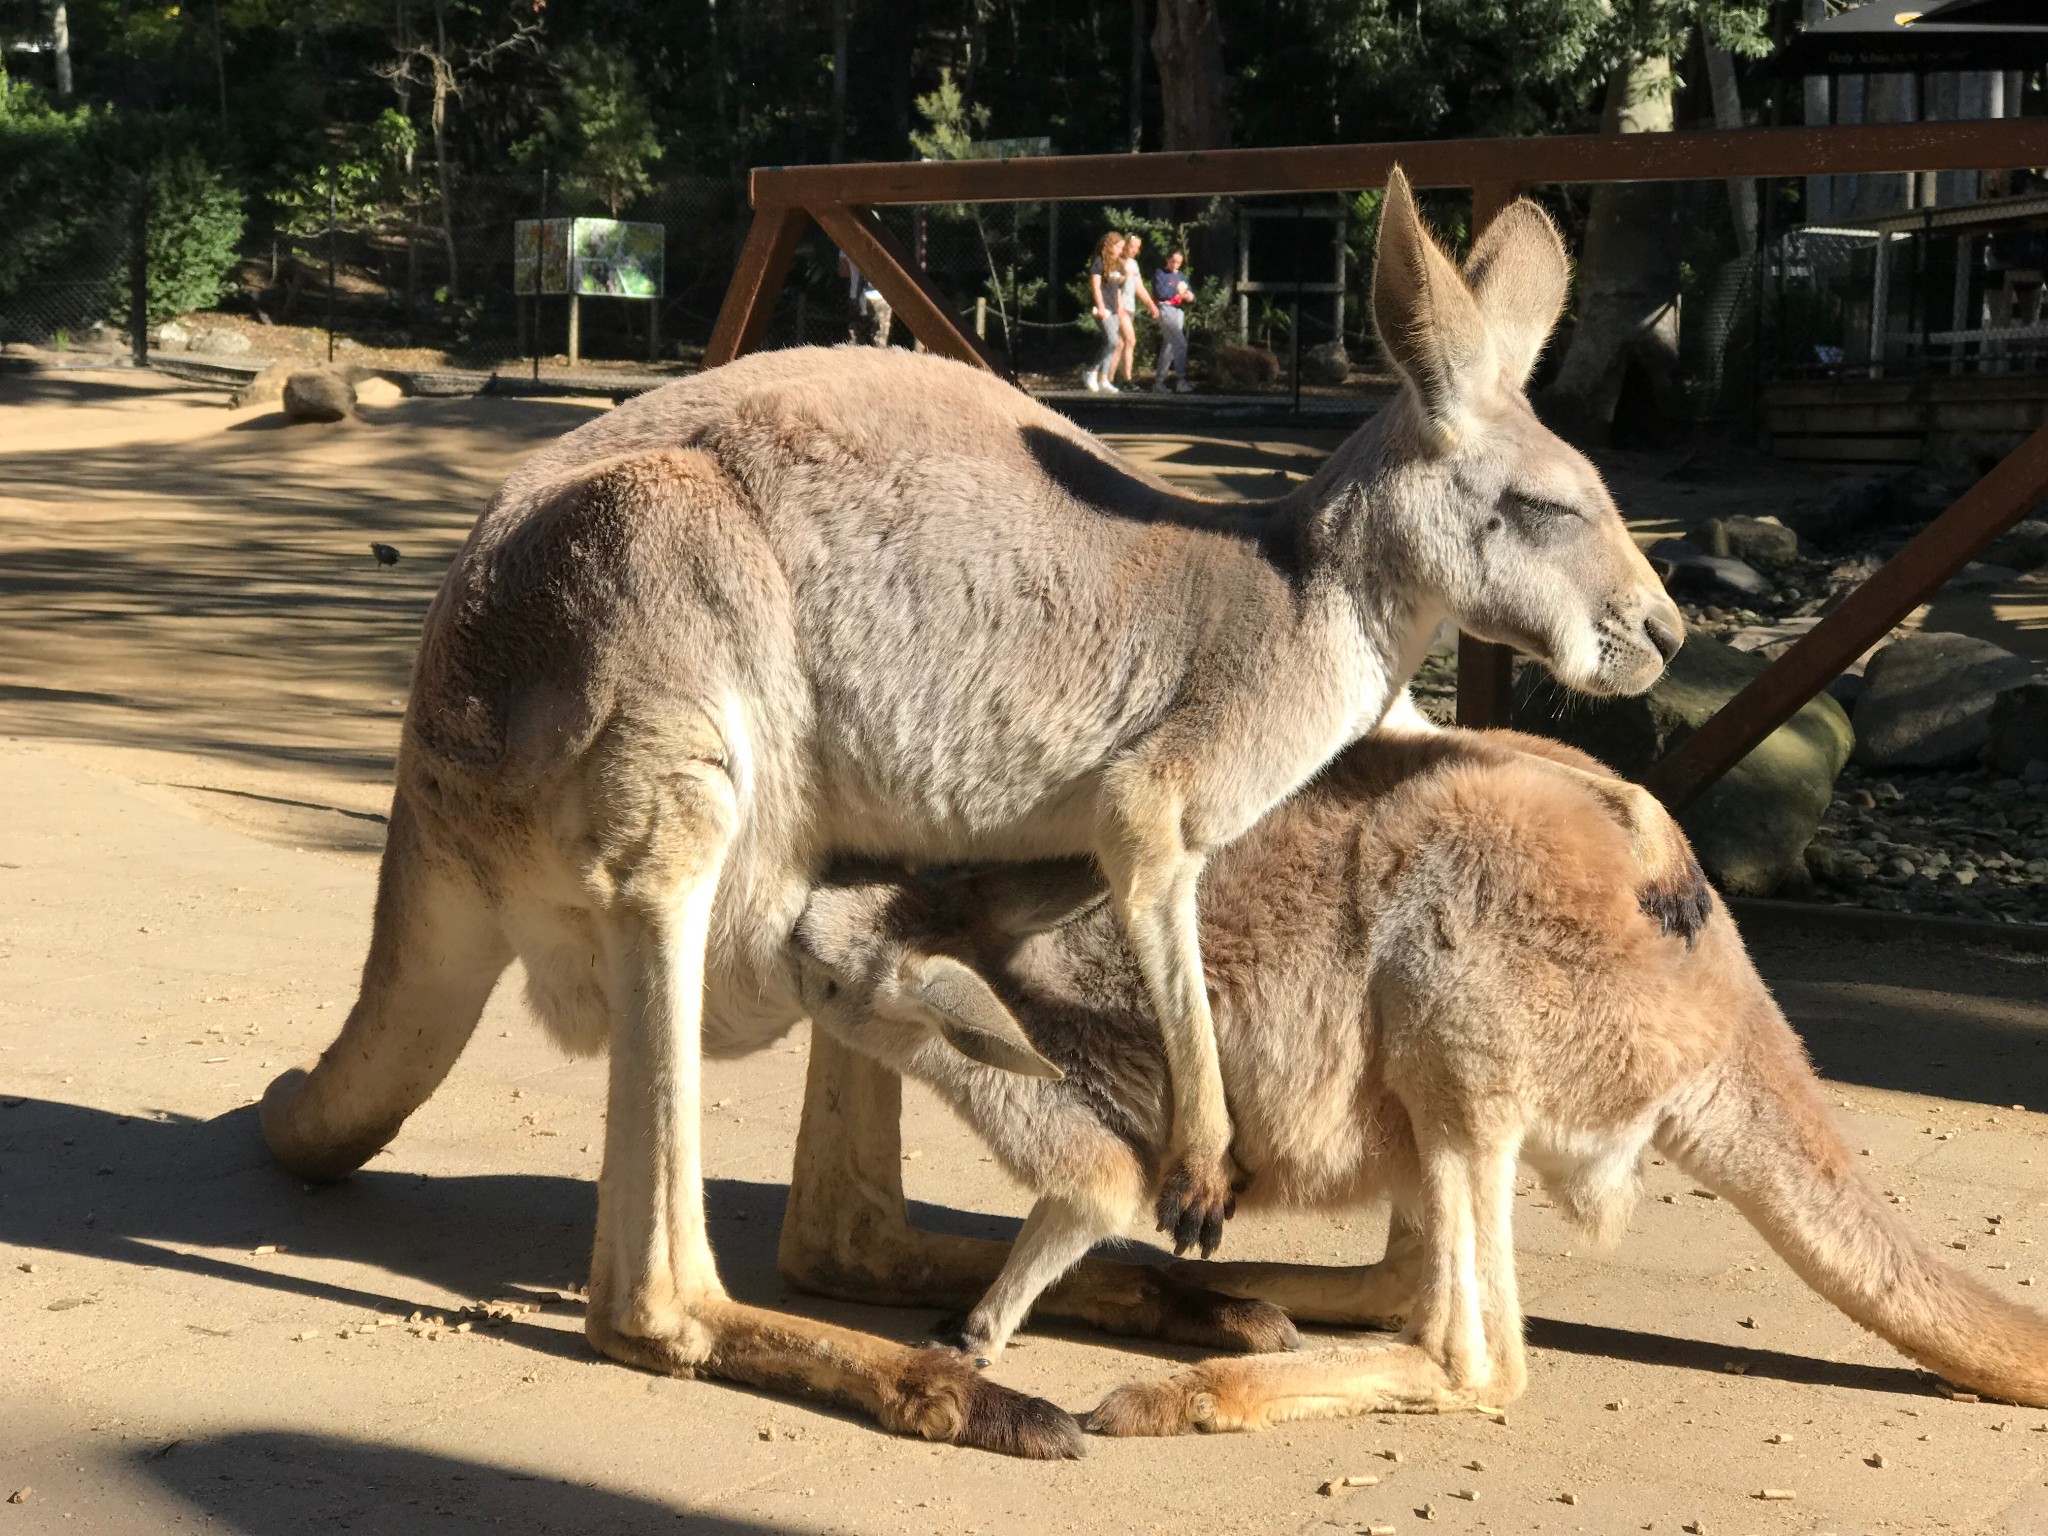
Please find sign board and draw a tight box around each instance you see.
[514,217,664,297]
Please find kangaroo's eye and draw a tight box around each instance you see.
[1506,493,1580,523]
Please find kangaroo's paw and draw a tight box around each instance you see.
[888,1349,1085,1460]
[1155,1153,1239,1259]
[1154,1278,1301,1354]
[1087,1369,1229,1436]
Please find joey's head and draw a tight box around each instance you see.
[789,861,1105,1082]
[1362,166,1681,698]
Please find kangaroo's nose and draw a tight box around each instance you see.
[1643,608,1684,663]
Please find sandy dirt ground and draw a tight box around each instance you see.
[6,365,2048,1535]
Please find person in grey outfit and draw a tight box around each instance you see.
[1152,249,1193,392]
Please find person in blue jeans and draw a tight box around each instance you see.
[1152,249,1193,393]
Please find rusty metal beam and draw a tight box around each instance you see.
[808,202,1007,375]
[1454,181,1527,730]
[1645,421,2048,813]
[704,202,808,367]
[751,120,2048,209]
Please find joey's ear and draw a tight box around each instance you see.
[902,953,1065,1080]
[955,859,1109,937]
[1462,196,1569,388]
[1372,164,1492,441]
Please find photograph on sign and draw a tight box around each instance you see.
[512,218,572,295]
[571,219,664,298]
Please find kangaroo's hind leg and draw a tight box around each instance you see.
[261,790,512,1181]
[781,1031,1298,1357]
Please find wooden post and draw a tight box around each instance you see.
[1870,231,1893,378]
[704,202,809,367]
[1454,180,1528,731]
[809,202,1006,374]
[568,292,581,367]
[1646,421,2048,812]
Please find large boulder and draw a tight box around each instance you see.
[1208,342,1280,389]
[1511,633,1854,896]
[1647,537,1773,600]
[1300,341,1351,386]
[1986,681,2048,778]
[150,319,191,351]
[1695,514,1801,567]
[282,370,356,423]
[188,326,252,356]
[1984,518,2048,573]
[1853,631,2043,769]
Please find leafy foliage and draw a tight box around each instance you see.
[140,147,244,321]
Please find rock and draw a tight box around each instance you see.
[1648,538,1774,600]
[150,319,191,351]
[233,362,292,408]
[1947,561,2024,591]
[188,327,252,356]
[1986,683,2048,778]
[1511,633,1854,895]
[352,375,405,408]
[1983,519,2048,573]
[1697,515,1801,566]
[282,370,356,423]
[1300,341,1351,386]
[1208,342,1281,388]
[1854,632,2043,769]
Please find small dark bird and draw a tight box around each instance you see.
[370,542,401,567]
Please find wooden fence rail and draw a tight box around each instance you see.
[703,118,2048,811]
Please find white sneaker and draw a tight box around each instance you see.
[1102,380,1121,393]
[1175,379,1193,393]
[1082,370,1100,393]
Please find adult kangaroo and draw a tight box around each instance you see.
[783,728,2048,1424]
[259,168,1691,1450]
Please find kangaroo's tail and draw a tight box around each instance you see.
[1658,999,2048,1407]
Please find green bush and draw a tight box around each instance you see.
[141,149,244,323]
[0,79,243,327]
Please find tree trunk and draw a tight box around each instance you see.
[50,0,73,99]
[1128,0,1146,153]
[431,5,460,304]
[829,0,849,161]
[1150,0,1228,152]
[1540,56,1682,446]
[1701,28,1755,258]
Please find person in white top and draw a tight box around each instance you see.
[1083,230,1128,393]
[1116,233,1160,387]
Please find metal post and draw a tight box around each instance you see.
[1290,202,1304,412]
[325,171,337,365]
[568,292,581,367]
[1870,231,1892,377]
[129,176,148,367]
[533,170,547,384]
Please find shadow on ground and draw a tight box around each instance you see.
[1744,931,2048,1109]
[0,1092,1948,1401]
[137,1428,816,1535]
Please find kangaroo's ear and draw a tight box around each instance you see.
[902,953,1065,1080]
[1462,196,1569,389]
[948,859,1108,937]
[1372,164,1492,441]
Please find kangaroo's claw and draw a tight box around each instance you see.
[1637,845,1713,946]
[1156,1154,1237,1258]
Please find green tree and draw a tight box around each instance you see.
[520,41,664,215]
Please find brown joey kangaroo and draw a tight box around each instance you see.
[782,728,2048,1431]
[257,167,1693,1451]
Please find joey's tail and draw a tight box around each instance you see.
[1658,1000,2048,1407]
